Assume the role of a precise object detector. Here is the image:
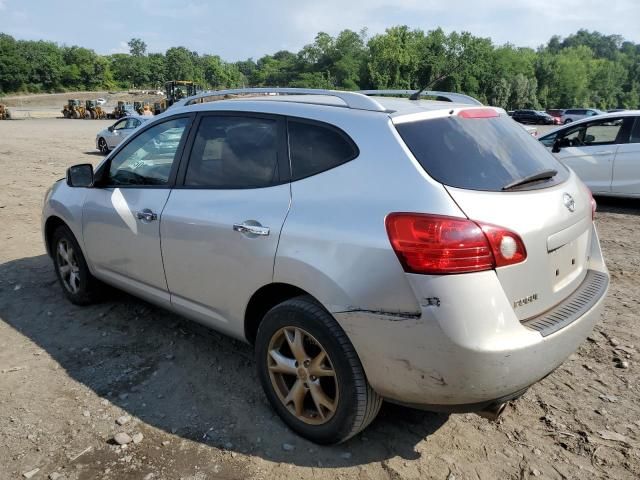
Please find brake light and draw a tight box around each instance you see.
[385,213,527,275]
[458,108,499,119]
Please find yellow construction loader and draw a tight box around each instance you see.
[62,99,83,119]
[154,80,199,114]
[85,100,107,119]
[0,104,11,120]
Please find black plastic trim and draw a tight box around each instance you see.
[522,269,608,337]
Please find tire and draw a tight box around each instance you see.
[51,226,101,305]
[255,295,382,444]
[98,137,109,154]
[564,118,572,124]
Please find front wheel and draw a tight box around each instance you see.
[51,226,101,305]
[255,296,382,444]
[564,118,573,124]
[98,137,109,154]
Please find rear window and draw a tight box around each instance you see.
[395,114,568,192]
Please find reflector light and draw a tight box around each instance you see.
[499,236,517,259]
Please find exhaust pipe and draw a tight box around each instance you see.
[476,402,507,421]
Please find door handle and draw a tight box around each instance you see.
[233,222,270,236]
[136,209,158,222]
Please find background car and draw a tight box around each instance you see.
[511,109,555,125]
[95,115,148,154]
[539,110,640,196]
[96,98,107,106]
[561,108,605,124]
[546,109,565,120]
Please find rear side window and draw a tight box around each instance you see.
[395,114,569,192]
[288,120,358,180]
[185,115,279,188]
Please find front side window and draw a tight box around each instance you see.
[184,116,279,188]
[112,119,127,131]
[106,117,190,186]
[125,118,141,129]
[557,118,623,148]
[288,120,358,180]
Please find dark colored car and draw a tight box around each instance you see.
[511,110,556,125]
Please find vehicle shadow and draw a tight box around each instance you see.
[595,195,640,216]
[0,254,448,468]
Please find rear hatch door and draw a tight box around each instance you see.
[394,109,593,319]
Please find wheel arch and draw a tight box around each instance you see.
[244,282,317,345]
[44,215,70,257]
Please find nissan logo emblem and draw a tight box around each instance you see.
[563,193,576,212]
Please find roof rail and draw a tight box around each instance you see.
[172,87,387,112]
[358,89,482,106]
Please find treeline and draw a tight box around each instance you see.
[1,27,639,109]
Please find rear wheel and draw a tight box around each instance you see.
[52,226,101,305]
[564,118,572,124]
[255,296,382,444]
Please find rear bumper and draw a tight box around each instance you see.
[334,227,608,408]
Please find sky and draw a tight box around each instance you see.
[1,0,639,61]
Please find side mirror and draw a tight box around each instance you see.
[108,126,114,132]
[552,140,562,153]
[66,164,94,187]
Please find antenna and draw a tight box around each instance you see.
[409,59,463,101]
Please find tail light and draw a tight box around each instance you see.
[385,213,527,275]
[590,192,597,221]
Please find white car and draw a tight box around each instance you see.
[96,98,107,106]
[561,108,605,124]
[95,116,148,154]
[539,110,640,197]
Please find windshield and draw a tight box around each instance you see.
[395,113,569,192]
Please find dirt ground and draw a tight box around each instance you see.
[0,118,639,480]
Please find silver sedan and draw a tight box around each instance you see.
[95,116,148,154]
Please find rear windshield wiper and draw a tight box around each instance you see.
[502,169,558,191]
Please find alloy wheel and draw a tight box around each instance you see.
[56,238,81,294]
[267,326,339,425]
[98,138,108,154]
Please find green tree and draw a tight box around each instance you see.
[128,38,147,57]
[165,47,197,81]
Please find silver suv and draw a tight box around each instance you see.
[42,88,609,444]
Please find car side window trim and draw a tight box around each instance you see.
[175,111,290,189]
[629,117,640,144]
[285,116,360,182]
[94,113,195,189]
